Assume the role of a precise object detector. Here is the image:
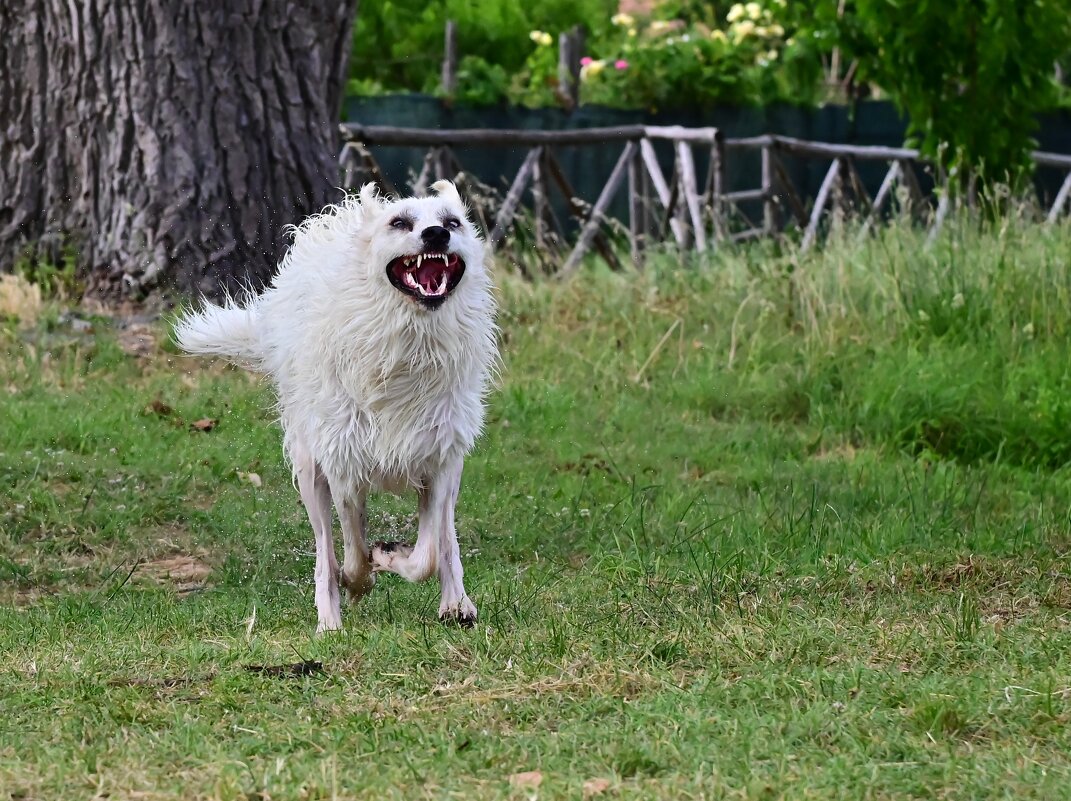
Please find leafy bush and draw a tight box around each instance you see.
[828,0,1071,184]
[577,3,812,109]
[350,0,615,98]
[351,0,825,109]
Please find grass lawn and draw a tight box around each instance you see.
[2,218,1071,799]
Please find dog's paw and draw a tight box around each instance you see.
[340,567,376,603]
[370,541,413,573]
[439,596,478,628]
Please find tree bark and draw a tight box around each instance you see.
[0,0,358,299]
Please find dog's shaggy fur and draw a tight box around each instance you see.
[175,181,497,631]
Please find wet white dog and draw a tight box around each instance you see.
[176,181,497,632]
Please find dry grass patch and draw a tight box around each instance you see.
[0,274,42,326]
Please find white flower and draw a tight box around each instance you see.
[529,30,553,47]
[731,19,756,41]
[768,23,784,37]
[612,12,635,27]
[580,59,606,81]
[711,29,728,42]
[746,2,763,20]
[727,3,746,22]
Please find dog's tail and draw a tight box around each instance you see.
[174,298,263,367]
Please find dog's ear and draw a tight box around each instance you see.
[431,180,464,208]
[357,182,385,214]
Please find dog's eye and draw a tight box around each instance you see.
[444,217,462,230]
[389,217,412,231]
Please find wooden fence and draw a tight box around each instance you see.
[338,122,1071,273]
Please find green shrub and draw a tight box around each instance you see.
[577,4,801,110]
[350,0,616,98]
[350,0,827,109]
[820,0,1071,183]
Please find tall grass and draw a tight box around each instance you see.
[506,212,1071,470]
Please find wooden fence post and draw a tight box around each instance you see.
[558,28,582,109]
[676,141,706,253]
[532,150,549,252]
[1047,170,1071,223]
[629,144,648,267]
[441,21,458,97]
[561,141,637,276]
[761,143,780,235]
[709,131,726,242]
[434,146,453,181]
[490,147,542,250]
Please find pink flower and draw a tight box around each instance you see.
[580,56,593,66]
[614,59,629,70]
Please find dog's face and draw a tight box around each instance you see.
[359,181,485,311]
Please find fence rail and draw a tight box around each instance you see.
[339,122,1071,272]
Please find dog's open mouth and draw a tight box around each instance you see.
[386,252,466,307]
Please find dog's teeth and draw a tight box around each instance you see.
[437,273,448,294]
[416,254,423,269]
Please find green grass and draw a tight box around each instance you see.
[3,217,1071,799]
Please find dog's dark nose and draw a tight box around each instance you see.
[421,225,450,251]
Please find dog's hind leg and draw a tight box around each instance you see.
[293,441,342,633]
[333,482,376,603]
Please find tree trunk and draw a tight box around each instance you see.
[0,0,358,300]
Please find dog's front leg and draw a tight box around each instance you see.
[370,470,444,583]
[371,458,475,624]
[294,445,342,633]
[434,459,477,626]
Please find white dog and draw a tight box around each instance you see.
[175,181,497,632]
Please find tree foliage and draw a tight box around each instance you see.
[801,0,1070,182]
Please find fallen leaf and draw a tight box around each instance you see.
[583,778,611,797]
[509,771,543,789]
[190,418,218,432]
[238,471,262,488]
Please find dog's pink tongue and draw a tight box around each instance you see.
[415,262,447,292]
